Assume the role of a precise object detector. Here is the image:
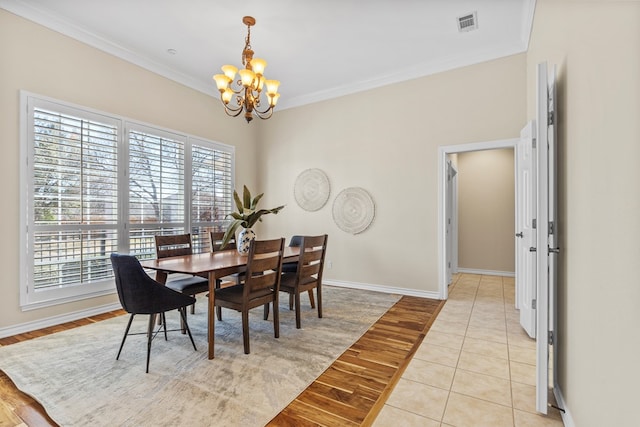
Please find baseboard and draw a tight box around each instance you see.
[554,385,575,427]
[0,302,122,339]
[1,282,440,339]
[456,268,515,277]
[324,279,441,300]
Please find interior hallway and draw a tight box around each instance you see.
[373,273,564,426]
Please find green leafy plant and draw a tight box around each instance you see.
[220,185,285,249]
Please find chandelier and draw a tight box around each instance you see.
[213,16,280,123]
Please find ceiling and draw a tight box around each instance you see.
[1,0,536,110]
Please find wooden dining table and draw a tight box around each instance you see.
[140,246,300,359]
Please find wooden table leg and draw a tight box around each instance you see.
[208,271,216,359]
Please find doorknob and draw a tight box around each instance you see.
[515,232,523,238]
[529,247,537,252]
[549,247,560,254]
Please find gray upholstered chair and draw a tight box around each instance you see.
[110,253,197,373]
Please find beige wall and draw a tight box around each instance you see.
[528,1,640,425]
[457,148,515,273]
[257,55,526,292]
[0,10,257,328]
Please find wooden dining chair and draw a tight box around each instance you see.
[213,238,285,354]
[110,253,197,373]
[278,235,328,329]
[282,235,315,309]
[154,233,209,314]
[210,230,245,321]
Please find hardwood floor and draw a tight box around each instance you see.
[0,296,443,427]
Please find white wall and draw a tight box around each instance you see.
[457,148,515,273]
[528,1,640,425]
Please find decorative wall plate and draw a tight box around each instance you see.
[294,168,330,211]
[332,187,375,234]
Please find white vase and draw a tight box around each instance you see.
[237,228,256,255]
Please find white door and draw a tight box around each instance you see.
[516,121,537,337]
[535,61,558,415]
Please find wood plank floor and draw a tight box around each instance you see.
[0,296,443,427]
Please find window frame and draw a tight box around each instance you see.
[19,91,235,310]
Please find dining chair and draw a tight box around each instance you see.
[213,238,285,354]
[110,253,197,373]
[154,233,209,314]
[278,235,328,329]
[210,230,245,321]
[281,235,315,309]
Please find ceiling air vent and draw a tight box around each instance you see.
[457,12,478,32]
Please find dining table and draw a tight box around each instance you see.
[140,246,300,359]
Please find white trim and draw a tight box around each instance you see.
[0,0,537,111]
[282,43,528,110]
[521,0,537,51]
[0,302,122,339]
[324,279,441,300]
[554,386,575,427]
[456,268,515,277]
[1,281,439,339]
[438,138,519,301]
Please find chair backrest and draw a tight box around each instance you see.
[243,238,285,299]
[289,235,303,247]
[110,253,191,314]
[210,231,237,251]
[294,235,328,287]
[155,233,194,259]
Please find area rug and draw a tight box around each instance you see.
[0,286,400,426]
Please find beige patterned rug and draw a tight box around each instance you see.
[0,286,400,426]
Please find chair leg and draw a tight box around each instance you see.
[190,302,195,315]
[308,289,316,308]
[295,290,302,329]
[162,313,168,340]
[146,314,154,373]
[117,314,135,360]
[242,310,250,354]
[273,296,280,339]
[289,293,294,311]
[179,307,197,351]
[215,280,222,321]
[263,303,269,320]
[317,285,322,319]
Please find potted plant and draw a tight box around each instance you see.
[221,185,285,254]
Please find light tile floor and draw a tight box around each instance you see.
[373,273,565,427]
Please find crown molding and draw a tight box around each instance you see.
[2,0,537,111]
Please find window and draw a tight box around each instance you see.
[21,93,234,309]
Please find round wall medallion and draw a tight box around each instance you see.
[294,168,330,211]
[332,187,375,234]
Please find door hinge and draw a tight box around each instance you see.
[548,330,554,345]
[532,299,537,309]
[549,221,555,235]
[532,219,537,229]
[532,137,537,149]
[548,111,554,126]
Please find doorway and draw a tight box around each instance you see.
[437,138,518,300]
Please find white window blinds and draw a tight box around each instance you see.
[31,107,118,290]
[21,93,235,309]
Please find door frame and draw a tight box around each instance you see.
[437,138,518,299]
